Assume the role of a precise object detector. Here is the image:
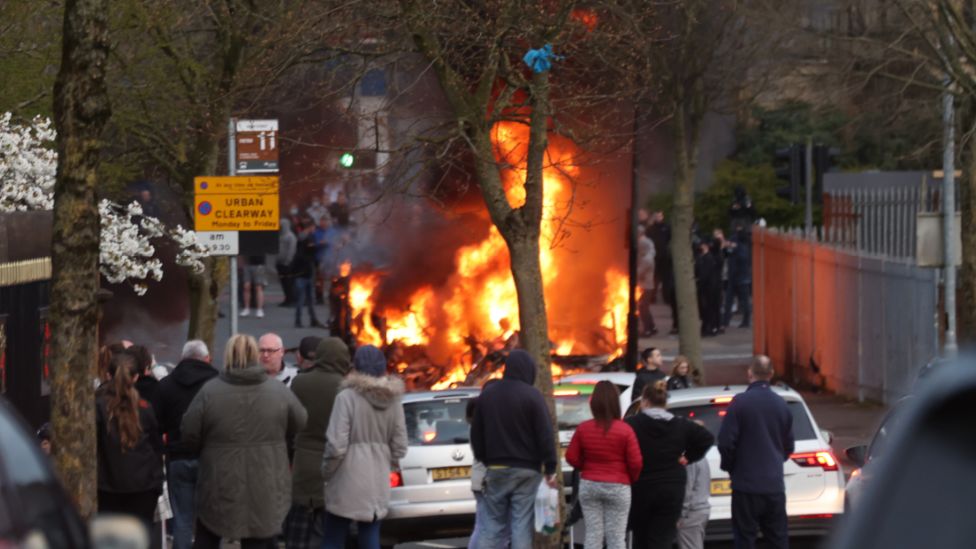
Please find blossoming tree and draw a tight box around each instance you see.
[0,111,209,295]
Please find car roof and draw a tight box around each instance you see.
[402,387,481,403]
[665,384,803,405]
[558,372,637,385]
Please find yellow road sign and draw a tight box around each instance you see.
[194,176,279,231]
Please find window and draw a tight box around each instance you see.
[669,401,818,441]
[555,394,592,431]
[404,398,471,446]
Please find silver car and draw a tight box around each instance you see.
[381,388,480,547]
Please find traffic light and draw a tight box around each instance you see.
[337,150,377,170]
[813,145,840,199]
[775,144,803,204]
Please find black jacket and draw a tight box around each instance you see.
[666,375,693,391]
[626,411,714,485]
[135,375,160,410]
[154,358,219,460]
[96,391,164,494]
[631,367,668,403]
[717,381,795,494]
[471,350,556,475]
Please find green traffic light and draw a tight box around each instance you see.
[339,152,355,168]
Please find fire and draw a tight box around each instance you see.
[346,120,632,388]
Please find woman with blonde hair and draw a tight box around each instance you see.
[182,334,307,549]
[666,356,694,391]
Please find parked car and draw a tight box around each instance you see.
[624,385,845,540]
[843,396,913,512]
[0,397,90,549]
[381,388,480,547]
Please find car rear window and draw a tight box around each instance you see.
[555,394,592,430]
[404,397,472,446]
[669,401,818,441]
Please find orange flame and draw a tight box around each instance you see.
[347,120,632,387]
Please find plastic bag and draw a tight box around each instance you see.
[534,477,560,534]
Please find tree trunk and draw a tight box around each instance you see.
[958,112,976,345]
[670,100,705,378]
[49,0,110,519]
[186,128,225,348]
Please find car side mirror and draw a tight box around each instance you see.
[845,445,868,468]
[91,514,149,549]
[821,429,834,445]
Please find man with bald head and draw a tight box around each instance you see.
[717,355,795,549]
[258,332,286,375]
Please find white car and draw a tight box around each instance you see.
[624,385,845,539]
[381,388,480,547]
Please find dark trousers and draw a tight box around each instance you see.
[630,481,684,549]
[277,263,295,304]
[98,489,159,529]
[723,282,751,327]
[638,290,655,334]
[294,276,320,325]
[731,491,789,549]
[192,520,275,549]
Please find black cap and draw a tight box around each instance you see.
[298,336,322,360]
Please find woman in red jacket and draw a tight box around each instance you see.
[566,380,643,549]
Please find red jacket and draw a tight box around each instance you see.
[565,419,643,484]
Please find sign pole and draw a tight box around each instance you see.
[228,118,238,338]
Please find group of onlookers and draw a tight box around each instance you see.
[466,351,794,549]
[85,331,406,549]
[637,190,756,338]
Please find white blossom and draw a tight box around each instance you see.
[0,113,210,294]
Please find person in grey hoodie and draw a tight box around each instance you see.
[182,334,307,549]
[277,218,298,306]
[284,337,351,549]
[320,345,408,549]
[677,422,712,549]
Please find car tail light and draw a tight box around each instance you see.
[849,468,861,480]
[554,389,581,396]
[790,450,839,471]
[390,470,403,488]
[712,396,734,404]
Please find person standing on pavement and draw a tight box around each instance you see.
[565,381,642,549]
[631,347,668,402]
[637,228,658,337]
[96,352,164,529]
[277,218,298,307]
[285,337,350,549]
[667,356,694,391]
[647,211,671,305]
[320,345,408,549]
[722,224,752,329]
[241,255,268,318]
[181,334,307,549]
[293,218,325,328]
[677,421,712,549]
[154,340,219,549]
[717,355,795,549]
[626,381,714,549]
[471,350,557,549]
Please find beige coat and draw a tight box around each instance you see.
[321,373,408,522]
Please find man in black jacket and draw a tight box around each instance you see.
[632,347,668,402]
[154,340,218,549]
[717,355,795,549]
[471,350,556,549]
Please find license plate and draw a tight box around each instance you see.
[431,466,472,481]
[710,479,732,495]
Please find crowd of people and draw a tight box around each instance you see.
[467,351,793,549]
[241,190,352,328]
[76,331,405,549]
[637,186,757,338]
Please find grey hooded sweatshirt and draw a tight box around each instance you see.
[321,372,408,522]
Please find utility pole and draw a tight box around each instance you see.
[228,118,239,337]
[626,107,640,372]
[805,138,814,237]
[942,80,958,357]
